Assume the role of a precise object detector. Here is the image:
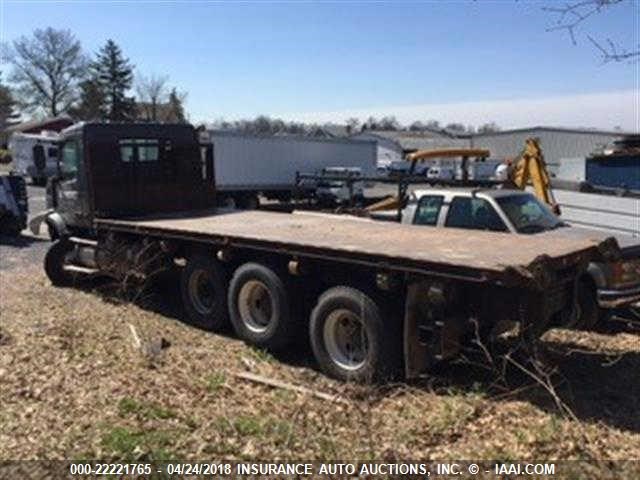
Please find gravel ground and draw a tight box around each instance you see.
[1,185,50,272]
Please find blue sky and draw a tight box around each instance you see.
[1,0,638,129]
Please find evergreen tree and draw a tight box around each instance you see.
[69,78,106,121]
[166,88,186,123]
[93,40,135,121]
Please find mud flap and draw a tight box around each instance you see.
[403,280,466,379]
[404,281,432,379]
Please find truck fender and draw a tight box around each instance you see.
[44,211,69,240]
[585,262,606,290]
[28,209,53,236]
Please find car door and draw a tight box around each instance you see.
[412,195,445,226]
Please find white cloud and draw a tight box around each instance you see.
[278,90,638,132]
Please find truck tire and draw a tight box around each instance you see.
[576,276,599,330]
[309,286,401,382]
[228,262,293,350]
[180,254,229,331]
[44,240,75,286]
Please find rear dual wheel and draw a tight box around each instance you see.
[309,286,401,382]
[228,262,295,350]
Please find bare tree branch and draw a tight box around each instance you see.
[543,0,637,62]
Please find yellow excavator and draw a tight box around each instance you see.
[499,137,560,215]
[365,137,560,215]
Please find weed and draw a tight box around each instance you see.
[101,426,175,460]
[117,397,177,420]
[205,372,226,393]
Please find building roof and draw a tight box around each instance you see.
[5,115,73,134]
[356,130,468,151]
[472,126,631,138]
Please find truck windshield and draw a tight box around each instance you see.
[496,194,564,234]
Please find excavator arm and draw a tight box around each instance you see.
[508,138,560,215]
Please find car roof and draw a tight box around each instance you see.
[412,187,531,199]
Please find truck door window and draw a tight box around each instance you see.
[119,139,159,162]
[137,139,159,162]
[413,195,444,225]
[445,197,507,232]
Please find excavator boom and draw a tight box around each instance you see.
[509,138,560,214]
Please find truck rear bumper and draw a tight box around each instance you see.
[598,285,640,309]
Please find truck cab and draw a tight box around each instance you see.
[398,188,640,326]
[45,122,216,239]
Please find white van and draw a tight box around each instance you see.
[8,132,60,185]
[426,165,456,180]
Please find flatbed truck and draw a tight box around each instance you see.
[40,123,620,381]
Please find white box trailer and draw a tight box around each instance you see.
[204,131,376,205]
[8,131,60,186]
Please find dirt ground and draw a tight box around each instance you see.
[1,235,639,477]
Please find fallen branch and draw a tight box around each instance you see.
[232,371,350,405]
[128,323,142,350]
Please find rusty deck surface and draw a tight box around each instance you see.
[96,209,605,280]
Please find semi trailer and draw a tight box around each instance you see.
[39,122,620,382]
[202,130,377,207]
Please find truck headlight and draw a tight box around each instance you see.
[611,259,640,288]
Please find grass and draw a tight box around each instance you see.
[204,372,226,393]
[118,397,177,420]
[101,426,175,460]
[1,265,639,472]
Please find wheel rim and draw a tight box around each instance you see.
[323,309,369,371]
[188,269,216,315]
[237,280,273,333]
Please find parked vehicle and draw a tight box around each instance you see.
[426,165,455,180]
[201,130,376,207]
[8,132,59,186]
[382,187,640,328]
[0,173,28,236]
[315,167,364,206]
[37,123,617,382]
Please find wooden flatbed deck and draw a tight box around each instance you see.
[95,209,607,286]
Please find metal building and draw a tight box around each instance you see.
[469,126,627,176]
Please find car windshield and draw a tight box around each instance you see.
[496,194,564,234]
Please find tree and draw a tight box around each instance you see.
[345,117,360,134]
[409,121,425,131]
[444,122,466,133]
[477,122,501,134]
[7,27,86,116]
[0,73,20,131]
[92,39,135,120]
[69,78,106,121]
[544,0,637,62]
[136,73,169,121]
[379,115,400,131]
[165,88,187,123]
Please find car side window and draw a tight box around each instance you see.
[413,195,444,226]
[445,197,507,232]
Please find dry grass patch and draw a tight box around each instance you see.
[1,265,639,470]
